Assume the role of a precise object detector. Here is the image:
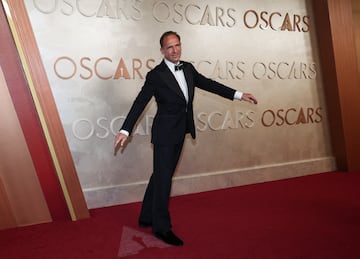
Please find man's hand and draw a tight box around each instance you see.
[114,132,128,150]
[241,93,258,104]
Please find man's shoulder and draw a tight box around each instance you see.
[149,60,166,73]
[181,60,193,67]
[145,61,166,82]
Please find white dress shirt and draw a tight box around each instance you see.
[164,59,189,102]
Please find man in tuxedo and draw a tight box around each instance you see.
[114,31,257,246]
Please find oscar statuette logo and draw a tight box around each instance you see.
[53,56,155,80]
[243,10,310,32]
[261,107,323,127]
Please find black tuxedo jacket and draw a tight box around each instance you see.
[121,60,236,145]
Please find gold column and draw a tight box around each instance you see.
[313,0,360,171]
[2,0,89,220]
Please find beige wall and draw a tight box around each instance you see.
[20,0,335,208]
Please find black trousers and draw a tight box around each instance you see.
[139,141,184,232]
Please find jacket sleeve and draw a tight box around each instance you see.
[189,63,236,100]
[120,72,155,134]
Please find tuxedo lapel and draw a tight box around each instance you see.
[182,62,194,103]
[157,61,185,100]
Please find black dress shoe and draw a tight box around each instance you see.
[138,220,152,228]
[154,230,184,246]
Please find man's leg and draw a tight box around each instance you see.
[152,142,183,232]
[138,174,154,226]
[139,142,183,232]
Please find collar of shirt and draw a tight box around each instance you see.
[164,58,181,73]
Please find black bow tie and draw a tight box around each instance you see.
[174,63,183,71]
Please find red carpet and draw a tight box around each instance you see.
[1,171,360,258]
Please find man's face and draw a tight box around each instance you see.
[160,34,182,64]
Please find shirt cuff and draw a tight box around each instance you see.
[119,129,129,136]
[234,91,243,100]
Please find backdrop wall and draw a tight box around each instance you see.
[23,0,334,208]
